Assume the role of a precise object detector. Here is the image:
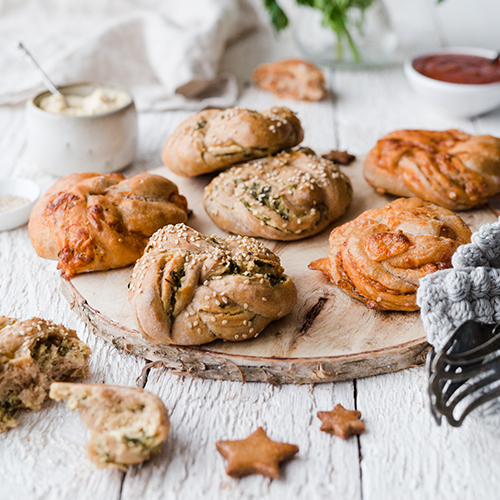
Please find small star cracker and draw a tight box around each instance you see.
[216,427,299,479]
[317,404,366,439]
[321,150,356,165]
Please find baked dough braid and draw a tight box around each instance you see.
[161,107,304,177]
[364,129,500,210]
[129,224,297,345]
[309,198,471,311]
[204,148,352,240]
[29,172,188,278]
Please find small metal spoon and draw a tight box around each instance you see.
[15,41,68,106]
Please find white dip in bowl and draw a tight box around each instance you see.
[26,83,138,177]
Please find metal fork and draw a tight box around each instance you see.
[428,319,500,426]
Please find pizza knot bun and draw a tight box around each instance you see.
[253,59,326,101]
[28,172,189,278]
[161,107,304,177]
[0,316,90,432]
[203,148,352,240]
[129,224,297,345]
[49,383,169,470]
[309,198,471,311]
[364,129,500,210]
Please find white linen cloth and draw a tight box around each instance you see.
[0,0,260,110]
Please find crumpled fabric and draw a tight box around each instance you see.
[0,0,259,110]
[417,217,500,349]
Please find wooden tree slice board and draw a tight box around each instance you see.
[61,161,499,384]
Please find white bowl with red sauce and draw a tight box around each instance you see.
[404,47,500,117]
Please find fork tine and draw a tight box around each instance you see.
[446,370,500,407]
[427,350,442,425]
[435,355,500,384]
[428,320,500,426]
[443,384,500,427]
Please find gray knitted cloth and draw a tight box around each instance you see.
[417,218,500,349]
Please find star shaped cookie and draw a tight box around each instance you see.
[317,404,366,439]
[216,427,299,479]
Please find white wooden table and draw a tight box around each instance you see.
[2,1,500,498]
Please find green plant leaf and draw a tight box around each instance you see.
[263,0,289,31]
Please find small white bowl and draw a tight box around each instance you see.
[404,47,500,118]
[26,82,138,177]
[0,178,40,231]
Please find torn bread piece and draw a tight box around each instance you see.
[0,316,91,433]
[253,59,326,101]
[50,382,170,470]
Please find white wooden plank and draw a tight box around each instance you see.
[357,367,500,500]
[121,369,360,500]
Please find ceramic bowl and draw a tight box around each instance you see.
[0,178,40,231]
[404,47,500,118]
[26,83,138,177]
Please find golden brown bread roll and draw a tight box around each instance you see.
[50,382,169,470]
[364,129,500,210]
[203,148,352,240]
[29,172,188,278]
[0,316,90,432]
[161,107,304,177]
[309,198,471,311]
[253,59,326,101]
[129,224,297,345]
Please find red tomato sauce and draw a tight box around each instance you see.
[413,54,500,84]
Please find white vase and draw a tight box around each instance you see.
[292,0,399,68]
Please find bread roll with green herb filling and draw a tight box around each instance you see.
[204,148,352,240]
[161,107,304,177]
[129,224,297,345]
